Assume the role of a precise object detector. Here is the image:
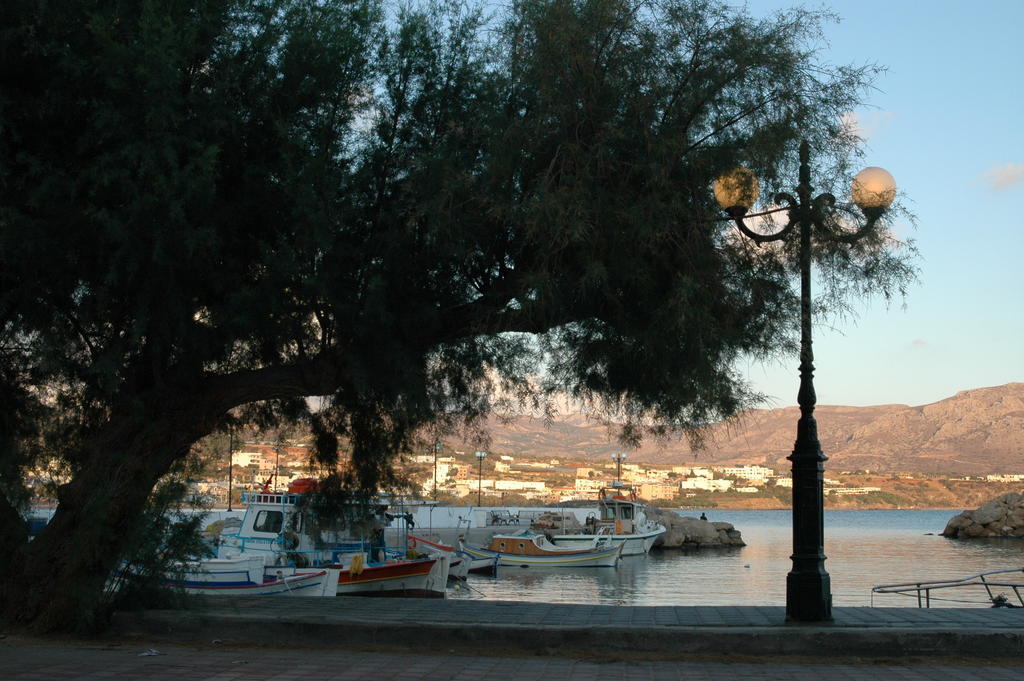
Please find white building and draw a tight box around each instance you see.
[679,477,733,492]
[496,480,546,492]
[230,451,263,467]
[574,477,604,492]
[718,465,775,482]
[825,487,881,495]
[987,474,1024,482]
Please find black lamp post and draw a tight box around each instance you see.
[433,441,442,501]
[227,428,234,512]
[475,451,487,506]
[714,140,896,622]
[611,452,627,488]
[274,438,282,492]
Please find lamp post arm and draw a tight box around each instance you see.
[815,209,883,244]
[728,193,797,245]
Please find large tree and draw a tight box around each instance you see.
[0,0,913,630]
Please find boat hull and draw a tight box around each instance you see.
[550,525,666,556]
[169,567,338,597]
[458,540,622,568]
[408,534,498,576]
[332,557,447,597]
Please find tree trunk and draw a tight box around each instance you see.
[1,356,345,632]
[3,405,215,631]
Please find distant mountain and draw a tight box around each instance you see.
[452,384,1024,475]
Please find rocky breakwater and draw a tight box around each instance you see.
[942,492,1024,538]
[646,507,745,549]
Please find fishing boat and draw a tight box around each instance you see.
[213,480,449,597]
[458,530,623,568]
[167,557,339,597]
[546,486,666,556]
[407,534,498,577]
[330,549,451,597]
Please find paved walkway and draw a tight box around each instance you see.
[4,599,1023,680]
[3,637,1024,681]
[111,597,1024,658]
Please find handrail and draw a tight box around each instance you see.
[871,568,1024,608]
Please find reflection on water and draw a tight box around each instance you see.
[449,510,1024,607]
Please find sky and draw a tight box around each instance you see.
[737,0,1024,408]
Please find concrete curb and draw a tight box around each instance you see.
[111,608,1024,660]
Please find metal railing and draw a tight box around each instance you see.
[871,568,1024,608]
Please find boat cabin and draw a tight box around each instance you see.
[589,487,643,534]
[218,485,392,567]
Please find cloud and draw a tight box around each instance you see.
[840,110,894,141]
[911,339,928,348]
[981,163,1024,191]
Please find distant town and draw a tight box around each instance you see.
[165,440,1024,511]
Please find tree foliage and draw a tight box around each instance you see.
[0,0,915,630]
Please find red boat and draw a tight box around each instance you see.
[332,555,443,597]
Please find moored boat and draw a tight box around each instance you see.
[407,534,498,577]
[329,550,450,597]
[458,530,622,568]
[546,487,666,556]
[211,481,449,597]
[167,557,339,597]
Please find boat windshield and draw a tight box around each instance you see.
[253,510,283,534]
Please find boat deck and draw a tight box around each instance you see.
[111,596,1024,660]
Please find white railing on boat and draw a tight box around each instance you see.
[241,491,303,505]
[871,568,1024,608]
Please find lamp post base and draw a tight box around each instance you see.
[786,569,832,622]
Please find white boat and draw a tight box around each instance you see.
[167,557,339,597]
[458,530,623,568]
[211,480,449,597]
[547,487,666,556]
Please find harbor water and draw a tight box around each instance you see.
[447,510,1024,607]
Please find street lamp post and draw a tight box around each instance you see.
[714,140,896,622]
[611,452,627,487]
[475,451,487,506]
[433,441,442,501]
[227,428,234,512]
[274,438,282,492]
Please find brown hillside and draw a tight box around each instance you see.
[452,383,1024,475]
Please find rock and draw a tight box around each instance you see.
[941,512,971,537]
[646,506,745,548]
[942,492,1024,539]
[972,500,1006,526]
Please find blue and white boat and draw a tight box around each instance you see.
[548,487,665,556]
[166,556,339,596]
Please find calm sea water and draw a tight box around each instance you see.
[448,510,1024,608]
